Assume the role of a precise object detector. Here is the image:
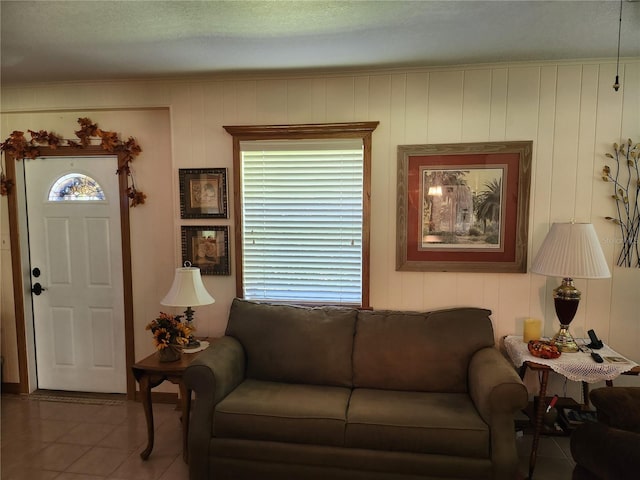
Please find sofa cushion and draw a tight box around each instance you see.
[345,388,490,458]
[226,298,357,387]
[353,308,495,392]
[214,379,351,447]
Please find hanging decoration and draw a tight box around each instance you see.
[0,117,146,207]
[603,139,639,268]
[612,0,623,91]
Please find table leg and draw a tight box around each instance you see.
[178,382,191,463]
[139,374,155,460]
[582,381,590,409]
[529,369,549,480]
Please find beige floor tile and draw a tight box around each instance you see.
[516,433,569,458]
[0,467,61,480]
[65,445,130,476]
[553,435,574,460]
[97,423,147,452]
[57,422,118,446]
[31,442,92,471]
[4,417,78,443]
[518,454,575,480]
[83,404,130,426]
[111,451,179,480]
[54,473,106,480]
[1,437,49,459]
[158,455,189,480]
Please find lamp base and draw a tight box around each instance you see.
[551,325,579,353]
[184,336,200,349]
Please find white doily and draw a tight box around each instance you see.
[183,340,210,354]
[503,335,638,383]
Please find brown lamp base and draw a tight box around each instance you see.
[552,278,581,353]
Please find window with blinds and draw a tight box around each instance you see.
[240,139,364,305]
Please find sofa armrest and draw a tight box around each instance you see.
[589,387,640,433]
[468,346,528,480]
[570,421,640,480]
[183,336,246,480]
[468,346,528,422]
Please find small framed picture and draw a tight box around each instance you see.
[179,168,228,218]
[181,226,230,275]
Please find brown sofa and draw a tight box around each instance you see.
[570,387,640,480]
[184,298,528,480]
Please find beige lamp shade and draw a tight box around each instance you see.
[530,223,610,279]
[161,266,215,307]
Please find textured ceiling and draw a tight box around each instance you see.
[1,0,639,85]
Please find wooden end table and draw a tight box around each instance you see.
[518,361,640,479]
[503,336,640,480]
[131,339,214,463]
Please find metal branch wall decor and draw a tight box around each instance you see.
[602,139,639,267]
[0,117,146,206]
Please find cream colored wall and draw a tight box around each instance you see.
[1,59,639,398]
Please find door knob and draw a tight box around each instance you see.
[31,283,46,295]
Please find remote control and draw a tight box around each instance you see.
[591,352,604,363]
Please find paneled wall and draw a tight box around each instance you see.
[2,59,639,398]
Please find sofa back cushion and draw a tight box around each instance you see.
[353,308,495,392]
[226,298,357,387]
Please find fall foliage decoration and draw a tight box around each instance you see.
[0,117,146,207]
[602,138,639,268]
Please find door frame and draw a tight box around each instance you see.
[6,146,136,398]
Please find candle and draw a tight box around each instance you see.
[523,318,542,343]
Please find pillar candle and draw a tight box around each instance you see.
[523,318,542,343]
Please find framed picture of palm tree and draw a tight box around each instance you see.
[396,141,532,273]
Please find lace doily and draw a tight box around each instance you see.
[183,340,210,354]
[503,335,638,383]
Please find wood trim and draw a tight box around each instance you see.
[231,136,243,298]
[223,122,379,308]
[6,152,30,394]
[5,146,135,397]
[361,131,373,309]
[117,152,136,400]
[223,122,379,139]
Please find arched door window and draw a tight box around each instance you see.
[48,173,106,201]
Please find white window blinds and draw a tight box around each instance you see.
[240,139,364,305]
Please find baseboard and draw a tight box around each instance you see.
[1,382,21,394]
[2,383,179,404]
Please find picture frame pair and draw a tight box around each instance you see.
[179,168,230,275]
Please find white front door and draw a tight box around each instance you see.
[24,156,126,393]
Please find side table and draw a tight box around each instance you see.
[503,335,639,480]
[131,339,213,463]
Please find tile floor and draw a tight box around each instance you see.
[1,393,576,480]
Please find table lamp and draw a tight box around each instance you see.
[530,222,610,352]
[161,261,215,348]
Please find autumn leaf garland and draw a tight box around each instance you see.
[0,117,146,207]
